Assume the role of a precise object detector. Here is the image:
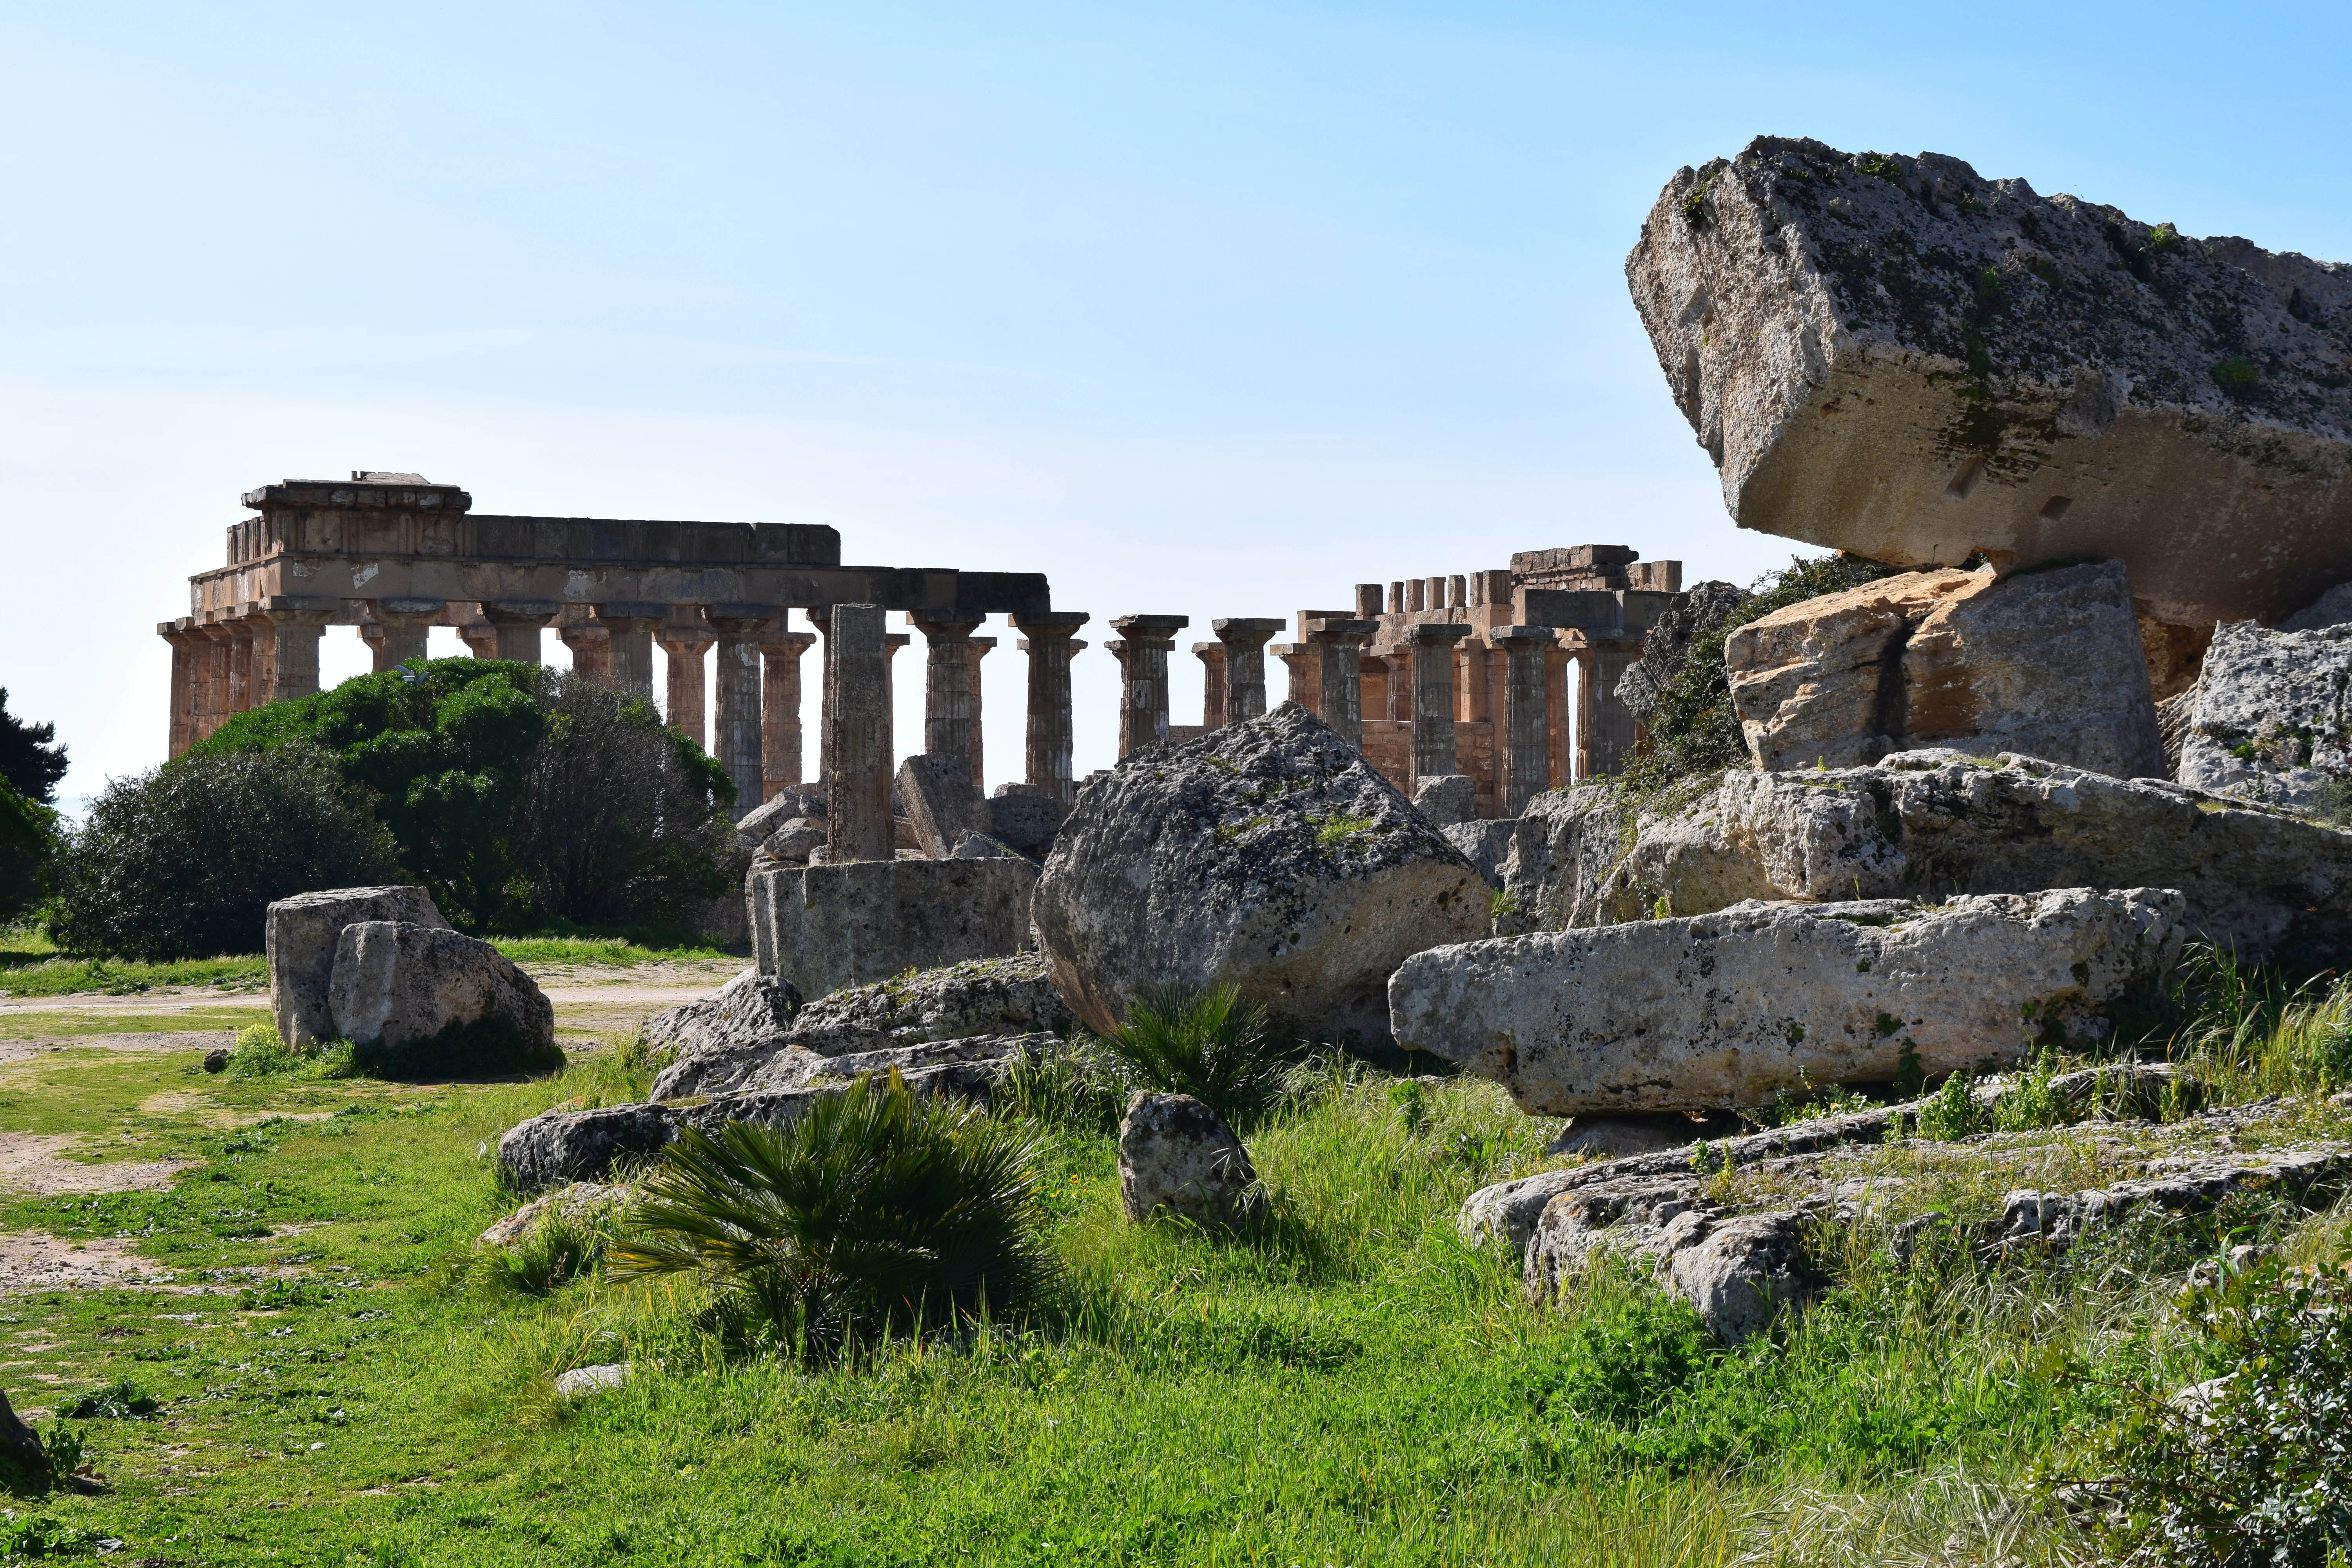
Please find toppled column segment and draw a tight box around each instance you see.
[1628,136,2352,632]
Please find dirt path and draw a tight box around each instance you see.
[0,1133,188,1196]
[0,961,745,1018]
[0,1233,171,1294]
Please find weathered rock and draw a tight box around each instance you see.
[1521,1176,1817,1343]
[1616,579,1748,729]
[553,1363,632,1401]
[1496,785,1642,933]
[477,1180,630,1248]
[0,1388,53,1480]
[652,954,1070,1098]
[951,829,1025,859]
[501,1036,1058,1189]
[1034,703,1487,1053]
[266,886,450,1049]
[1725,561,2164,777]
[978,786,1067,860]
[737,788,823,846]
[2279,581,2352,633]
[201,1047,229,1074]
[2179,620,2352,808]
[1608,751,2352,972]
[1117,1092,1263,1225]
[760,817,827,863]
[1391,889,2183,1115]
[1412,775,1477,829]
[897,753,979,860]
[1628,136,2352,633]
[1546,1113,1739,1160]
[747,857,1039,1001]
[1442,818,1518,888]
[327,920,555,1062]
[638,968,802,1079]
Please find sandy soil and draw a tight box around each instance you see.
[0,1030,233,1066]
[0,1133,187,1196]
[0,1232,173,1293]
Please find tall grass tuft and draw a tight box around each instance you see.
[1096,984,1286,1125]
[608,1070,1057,1362]
[2165,944,2352,1100]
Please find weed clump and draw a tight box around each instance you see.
[1097,984,1287,1126]
[227,1021,357,1082]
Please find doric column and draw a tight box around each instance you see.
[1406,580,1426,613]
[482,600,560,664]
[592,602,668,701]
[707,605,778,816]
[1193,644,1228,729]
[190,621,232,741]
[1492,626,1555,817]
[1354,584,1384,619]
[1212,618,1284,726]
[1307,618,1378,748]
[1410,623,1472,788]
[358,620,387,670]
[259,608,330,704]
[160,622,198,758]
[969,637,995,789]
[1384,652,1414,720]
[824,604,893,863]
[1269,643,1318,711]
[223,617,254,717]
[1577,631,1645,780]
[555,620,613,683]
[1012,612,1089,804]
[457,615,501,661]
[1110,614,1188,758]
[1459,640,1491,724]
[1548,643,1573,786]
[757,621,817,798]
[1388,582,1405,614]
[655,622,717,751]
[370,598,443,671]
[1448,574,1467,611]
[246,613,278,709]
[912,609,987,780]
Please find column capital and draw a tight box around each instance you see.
[1410,622,1474,646]
[706,603,781,633]
[1012,610,1091,639]
[372,597,447,625]
[1210,617,1285,648]
[592,601,672,627]
[759,628,818,655]
[653,624,717,652]
[1488,624,1558,649]
[480,599,561,625]
[910,608,988,639]
[1306,617,1380,647]
[1109,613,1188,648]
[1192,641,1227,661]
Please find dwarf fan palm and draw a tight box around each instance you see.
[1098,983,1285,1125]
[606,1071,1055,1360]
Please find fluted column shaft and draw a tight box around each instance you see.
[161,623,198,757]
[1193,644,1228,729]
[482,600,560,665]
[1492,626,1555,817]
[969,638,996,789]
[370,598,443,671]
[1307,619,1378,749]
[708,609,777,816]
[260,609,329,704]
[655,624,717,751]
[825,604,893,862]
[759,624,817,797]
[593,603,668,702]
[913,610,987,779]
[1013,612,1089,804]
[1410,624,1472,788]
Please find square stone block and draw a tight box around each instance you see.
[748,858,1041,999]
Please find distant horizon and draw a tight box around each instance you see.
[6,2,2347,800]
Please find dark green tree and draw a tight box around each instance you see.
[48,746,402,959]
[0,780,60,924]
[0,689,67,806]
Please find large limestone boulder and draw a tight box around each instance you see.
[1611,752,2352,972]
[1615,579,1748,730]
[1627,136,2352,635]
[1391,889,2183,1115]
[649,953,1073,1099]
[327,920,557,1066]
[266,886,450,1049]
[1031,702,1488,1052]
[1725,561,2164,777]
[2179,620,2352,808]
[637,968,802,1085]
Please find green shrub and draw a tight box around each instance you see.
[2071,1260,2352,1565]
[47,745,401,960]
[608,1071,1057,1362]
[1913,1070,1982,1141]
[0,780,58,926]
[1097,984,1286,1125]
[0,689,67,807]
[227,1021,357,1082]
[1523,1288,1713,1428]
[196,663,733,931]
[56,1379,157,1419]
[477,1205,624,1298]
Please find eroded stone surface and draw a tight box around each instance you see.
[1392,889,2182,1115]
[1617,580,1748,731]
[748,858,1040,1001]
[1725,562,2163,777]
[2180,620,2352,808]
[1035,703,1486,1053]
[266,886,449,1049]
[327,921,554,1058]
[1117,1092,1263,1225]
[1627,136,2352,632]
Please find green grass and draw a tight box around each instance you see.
[485,935,735,967]
[0,980,2337,1563]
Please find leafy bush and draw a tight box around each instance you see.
[608,1071,1057,1362]
[1622,552,1901,791]
[1523,1288,1713,1428]
[57,1380,157,1419]
[197,662,733,931]
[2073,1260,2352,1565]
[47,746,401,960]
[1097,984,1286,1125]
[0,780,59,926]
[227,1021,356,1082]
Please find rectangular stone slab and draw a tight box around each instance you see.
[748,858,1041,1000]
[1389,889,2182,1115]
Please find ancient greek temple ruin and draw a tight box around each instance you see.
[162,473,1677,826]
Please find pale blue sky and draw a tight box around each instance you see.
[6,2,2347,800]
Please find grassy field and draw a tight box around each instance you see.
[0,999,2321,1566]
[0,928,735,1000]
